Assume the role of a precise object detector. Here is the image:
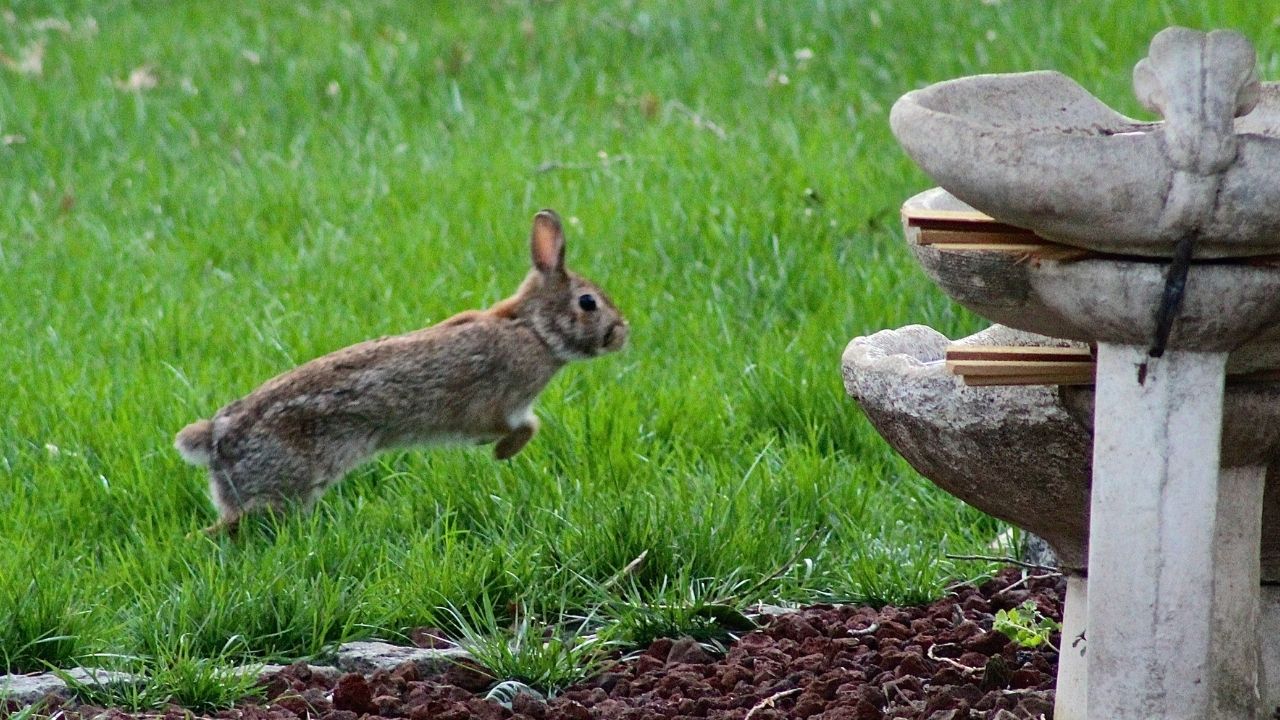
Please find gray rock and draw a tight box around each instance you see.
[239,663,342,683]
[61,668,139,689]
[747,602,800,618]
[251,663,288,678]
[335,641,470,675]
[0,667,141,707]
[0,673,67,706]
[1019,533,1059,570]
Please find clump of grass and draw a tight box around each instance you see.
[65,636,264,713]
[0,571,95,674]
[441,602,620,697]
[606,580,758,650]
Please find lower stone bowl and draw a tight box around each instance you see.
[841,323,1092,573]
[842,323,1280,580]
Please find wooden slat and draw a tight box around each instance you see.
[961,374,1095,387]
[941,344,1280,387]
[946,360,1098,377]
[904,206,1101,261]
[903,208,995,224]
[945,345,1094,363]
[932,243,1063,253]
[1228,369,1280,383]
[918,229,1041,246]
[961,369,1280,387]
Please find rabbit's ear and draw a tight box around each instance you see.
[530,210,566,276]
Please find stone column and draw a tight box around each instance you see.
[1086,345,1264,718]
[1053,575,1089,720]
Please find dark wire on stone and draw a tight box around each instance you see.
[1149,231,1197,358]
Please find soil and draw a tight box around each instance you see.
[10,569,1065,720]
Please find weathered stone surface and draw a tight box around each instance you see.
[1085,348,1262,720]
[902,189,1280,351]
[0,668,141,706]
[335,641,471,675]
[841,323,1093,572]
[843,323,1280,578]
[891,28,1280,258]
[243,663,341,684]
[0,673,67,705]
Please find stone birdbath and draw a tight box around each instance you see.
[845,27,1280,719]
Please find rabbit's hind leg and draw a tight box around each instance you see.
[196,442,316,535]
[186,471,245,538]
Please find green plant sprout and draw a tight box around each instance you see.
[993,600,1061,652]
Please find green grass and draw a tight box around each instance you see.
[444,601,620,696]
[2,0,1276,698]
[59,636,264,713]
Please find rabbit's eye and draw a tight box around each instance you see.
[578,294,598,312]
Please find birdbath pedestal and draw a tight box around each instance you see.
[1082,316,1263,719]
[882,27,1280,719]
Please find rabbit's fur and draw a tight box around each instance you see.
[175,210,627,534]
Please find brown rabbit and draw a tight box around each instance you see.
[175,210,627,534]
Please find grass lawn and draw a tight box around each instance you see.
[2,0,1275,706]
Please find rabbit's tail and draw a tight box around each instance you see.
[174,419,214,466]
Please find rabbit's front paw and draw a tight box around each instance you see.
[495,424,537,460]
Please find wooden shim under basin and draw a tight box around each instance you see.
[945,344,1280,387]
[944,345,1096,387]
[945,345,1094,363]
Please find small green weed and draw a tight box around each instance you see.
[993,600,1061,652]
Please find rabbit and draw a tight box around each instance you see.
[174,209,628,535]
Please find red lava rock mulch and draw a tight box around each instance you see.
[17,569,1065,720]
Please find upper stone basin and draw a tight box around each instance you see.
[904,188,1280,351]
[890,28,1280,258]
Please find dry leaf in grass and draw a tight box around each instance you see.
[2,41,45,76]
[639,92,660,120]
[115,65,158,92]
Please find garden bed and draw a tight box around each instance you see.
[10,569,1063,720]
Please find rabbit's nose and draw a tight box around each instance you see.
[605,321,629,351]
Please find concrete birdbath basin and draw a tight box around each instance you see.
[901,188,1280,351]
[850,26,1280,720]
[890,31,1280,258]
[843,324,1280,718]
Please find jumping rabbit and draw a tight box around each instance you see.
[175,210,628,535]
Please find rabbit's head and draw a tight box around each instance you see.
[514,210,628,361]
